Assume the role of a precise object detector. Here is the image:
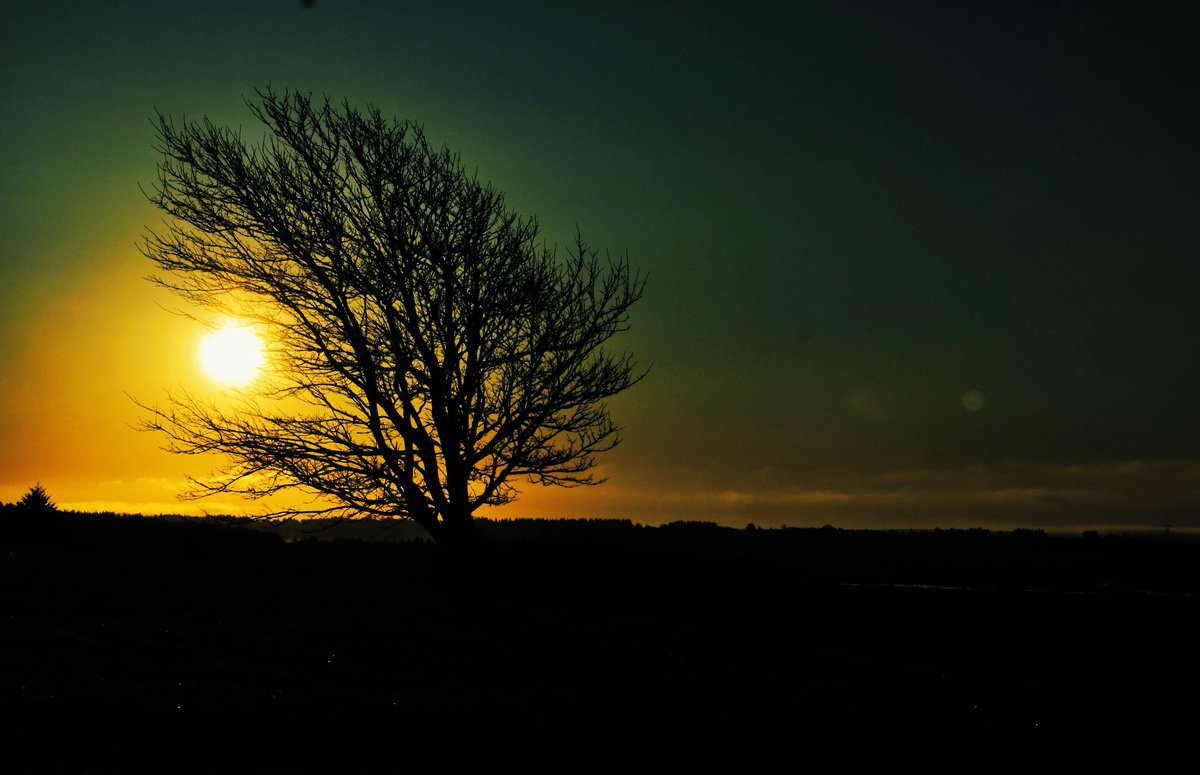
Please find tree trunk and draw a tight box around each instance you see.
[430,508,478,548]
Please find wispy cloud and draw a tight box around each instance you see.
[506,458,1200,531]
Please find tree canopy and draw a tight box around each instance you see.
[140,88,645,543]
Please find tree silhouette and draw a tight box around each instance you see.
[18,483,57,512]
[139,88,645,544]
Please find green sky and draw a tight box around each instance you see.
[2,1,1198,530]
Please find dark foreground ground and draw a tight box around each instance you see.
[4,512,1199,762]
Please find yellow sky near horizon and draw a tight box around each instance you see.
[2,235,1198,531]
[4,2,1200,534]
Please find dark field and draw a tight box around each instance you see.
[4,512,1199,759]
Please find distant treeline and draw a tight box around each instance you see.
[2,500,1190,547]
[5,503,1200,594]
[0,501,1067,546]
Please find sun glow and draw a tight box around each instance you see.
[199,323,266,386]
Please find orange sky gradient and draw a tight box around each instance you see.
[3,2,1199,533]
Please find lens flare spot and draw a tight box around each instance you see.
[961,389,986,412]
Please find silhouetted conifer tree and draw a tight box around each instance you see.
[18,484,56,512]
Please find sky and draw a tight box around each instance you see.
[2,1,1198,532]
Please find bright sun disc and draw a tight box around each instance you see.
[199,323,266,386]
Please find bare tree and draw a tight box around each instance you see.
[140,88,645,544]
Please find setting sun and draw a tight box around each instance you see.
[199,323,265,386]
